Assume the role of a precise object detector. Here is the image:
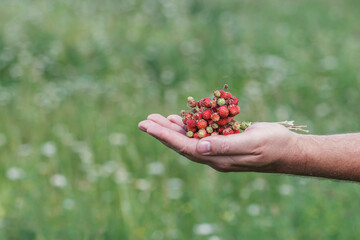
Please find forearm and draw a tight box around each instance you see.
[281,133,360,181]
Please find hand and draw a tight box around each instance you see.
[138,114,299,173]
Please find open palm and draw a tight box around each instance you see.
[138,114,297,173]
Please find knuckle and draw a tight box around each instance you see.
[147,113,161,121]
[218,141,230,154]
[167,114,178,120]
[177,143,190,155]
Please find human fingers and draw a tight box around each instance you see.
[147,114,186,134]
[167,114,186,130]
[139,120,197,155]
[196,132,260,156]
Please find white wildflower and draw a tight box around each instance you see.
[41,141,57,157]
[6,167,25,180]
[247,204,260,216]
[166,178,183,199]
[278,184,294,196]
[50,174,67,188]
[135,179,151,191]
[193,223,216,235]
[147,162,165,175]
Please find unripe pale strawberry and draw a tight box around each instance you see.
[187,131,194,138]
[187,96,194,102]
[218,106,229,118]
[211,132,219,136]
[196,119,207,129]
[211,122,219,129]
[198,129,207,138]
[214,90,221,98]
[211,113,220,122]
[202,109,212,120]
[206,126,213,133]
[217,98,226,106]
[232,121,241,131]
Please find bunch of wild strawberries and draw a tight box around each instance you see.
[181,85,243,138]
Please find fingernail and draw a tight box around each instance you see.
[198,141,210,154]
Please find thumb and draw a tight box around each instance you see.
[196,133,256,156]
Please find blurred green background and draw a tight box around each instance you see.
[1,0,360,239]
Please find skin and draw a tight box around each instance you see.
[138,114,360,182]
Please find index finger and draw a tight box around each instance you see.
[139,119,198,156]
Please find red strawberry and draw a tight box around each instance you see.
[229,97,239,105]
[218,127,225,134]
[187,126,197,133]
[209,100,217,108]
[218,106,229,118]
[229,105,240,116]
[217,118,228,126]
[193,112,202,120]
[224,92,232,99]
[188,100,197,108]
[211,113,220,122]
[227,116,234,122]
[202,109,212,120]
[196,119,207,129]
[198,99,204,108]
[186,119,196,128]
[223,128,234,135]
[198,129,207,138]
[184,112,193,119]
[234,130,240,134]
[194,132,200,139]
[219,90,226,98]
[203,98,211,108]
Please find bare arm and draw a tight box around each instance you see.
[138,114,360,182]
[283,134,360,181]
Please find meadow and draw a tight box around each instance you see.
[0,0,360,239]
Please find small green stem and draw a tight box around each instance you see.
[240,121,309,133]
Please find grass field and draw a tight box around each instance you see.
[1,0,360,239]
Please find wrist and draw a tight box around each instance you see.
[277,132,312,175]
